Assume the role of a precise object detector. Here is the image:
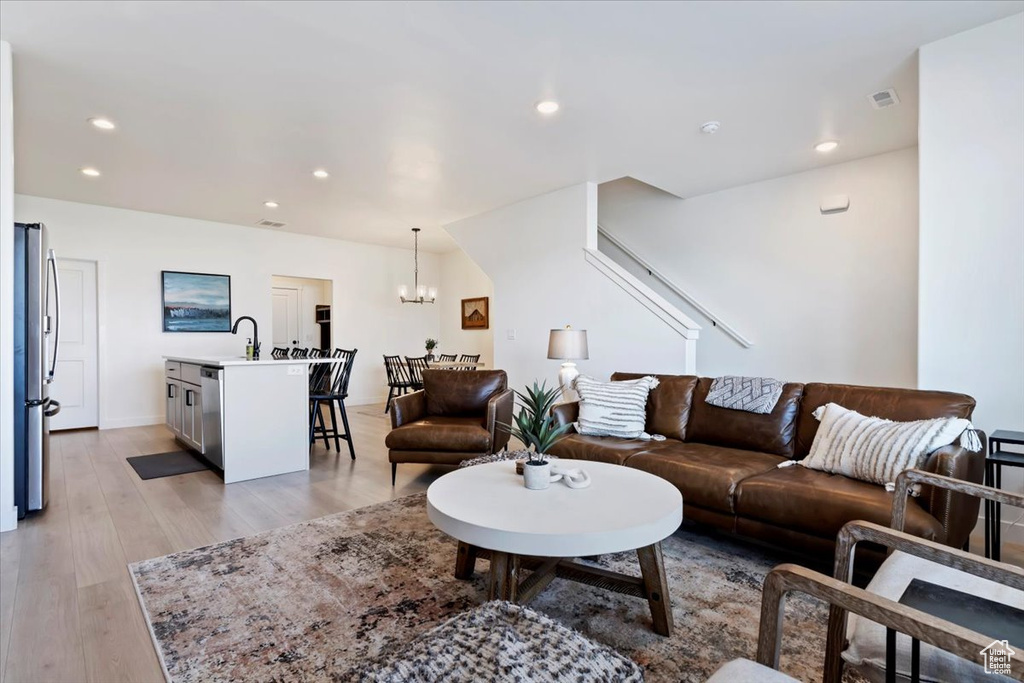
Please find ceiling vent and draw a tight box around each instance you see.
[256,218,286,228]
[868,88,900,109]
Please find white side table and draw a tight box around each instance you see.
[427,459,683,636]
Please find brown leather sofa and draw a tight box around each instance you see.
[549,373,984,561]
[387,369,513,485]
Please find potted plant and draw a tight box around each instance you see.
[425,338,439,361]
[506,381,573,489]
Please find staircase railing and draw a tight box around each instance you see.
[597,224,753,348]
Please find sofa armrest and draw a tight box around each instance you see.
[391,391,427,430]
[486,389,514,452]
[919,432,987,549]
[550,401,579,432]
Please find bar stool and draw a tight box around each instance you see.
[309,349,358,459]
[271,347,289,359]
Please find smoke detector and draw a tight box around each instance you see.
[699,121,721,134]
[868,88,900,109]
[256,219,286,228]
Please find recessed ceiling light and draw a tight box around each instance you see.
[312,169,329,179]
[815,140,839,153]
[535,100,560,115]
[88,117,116,130]
[700,121,721,135]
[264,201,279,208]
[80,167,101,177]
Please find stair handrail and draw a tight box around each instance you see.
[597,224,753,348]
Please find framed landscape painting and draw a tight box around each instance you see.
[461,296,489,330]
[162,271,232,332]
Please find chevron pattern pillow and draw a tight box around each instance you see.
[573,375,659,439]
[705,376,784,414]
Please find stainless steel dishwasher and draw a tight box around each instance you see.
[200,367,224,469]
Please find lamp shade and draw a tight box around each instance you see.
[547,327,589,360]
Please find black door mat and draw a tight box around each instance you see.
[127,451,210,480]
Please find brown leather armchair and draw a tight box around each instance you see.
[386,369,513,485]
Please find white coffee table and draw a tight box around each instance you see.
[427,459,683,636]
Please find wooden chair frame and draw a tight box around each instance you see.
[822,469,1024,682]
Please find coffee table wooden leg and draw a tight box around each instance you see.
[455,542,478,579]
[637,542,673,637]
[489,551,519,601]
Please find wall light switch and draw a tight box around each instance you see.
[506,329,516,341]
[287,365,305,376]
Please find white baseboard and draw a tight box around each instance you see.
[0,505,17,532]
[973,512,1024,546]
[99,415,165,430]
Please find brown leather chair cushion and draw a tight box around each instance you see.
[385,416,491,452]
[626,443,785,513]
[547,434,659,465]
[795,383,976,458]
[423,369,508,417]
[734,466,944,541]
[611,373,699,441]
[684,378,804,457]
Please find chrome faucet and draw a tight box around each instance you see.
[230,316,260,360]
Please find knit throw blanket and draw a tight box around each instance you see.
[705,376,784,414]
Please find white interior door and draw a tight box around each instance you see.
[271,287,300,348]
[50,259,99,430]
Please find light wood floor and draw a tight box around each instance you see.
[0,405,445,683]
[1,410,1021,683]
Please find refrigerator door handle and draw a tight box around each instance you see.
[44,399,62,417]
[45,249,60,384]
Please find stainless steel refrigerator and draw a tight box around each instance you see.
[13,222,61,518]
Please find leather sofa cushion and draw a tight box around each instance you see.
[423,369,507,417]
[611,373,699,441]
[734,466,944,541]
[684,378,804,457]
[627,443,785,513]
[547,434,659,465]
[385,416,491,452]
[795,383,976,458]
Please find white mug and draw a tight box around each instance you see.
[523,461,561,490]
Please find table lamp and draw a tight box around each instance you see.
[547,325,589,402]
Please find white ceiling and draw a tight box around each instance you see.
[2,1,1021,252]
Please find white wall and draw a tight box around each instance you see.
[438,250,494,368]
[598,148,920,387]
[14,194,442,427]
[445,183,694,392]
[270,275,331,349]
[918,14,1024,531]
[1,41,15,531]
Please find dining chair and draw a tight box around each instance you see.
[310,349,358,459]
[458,353,480,370]
[405,356,430,389]
[383,355,415,413]
[271,347,289,359]
[437,354,458,363]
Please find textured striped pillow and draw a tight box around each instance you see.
[573,375,659,439]
[800,402,972,488]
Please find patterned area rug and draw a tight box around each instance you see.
[131,494,833,682]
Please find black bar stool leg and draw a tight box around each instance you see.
[315,403,330,450]
[309,399,319,446]
[339,399,355,460]
[328,401,341,453]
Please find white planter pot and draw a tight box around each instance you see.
[523,460,560,490]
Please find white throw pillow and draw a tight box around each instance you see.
[800,403,972,488]
[573,375,659,440]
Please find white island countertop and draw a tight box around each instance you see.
[163,355,332,367]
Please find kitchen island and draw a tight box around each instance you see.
[163,355,330,483]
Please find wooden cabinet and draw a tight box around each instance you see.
[165,379,182,438]
[165,362,204,454]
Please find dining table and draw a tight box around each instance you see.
[430,361,485,370]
